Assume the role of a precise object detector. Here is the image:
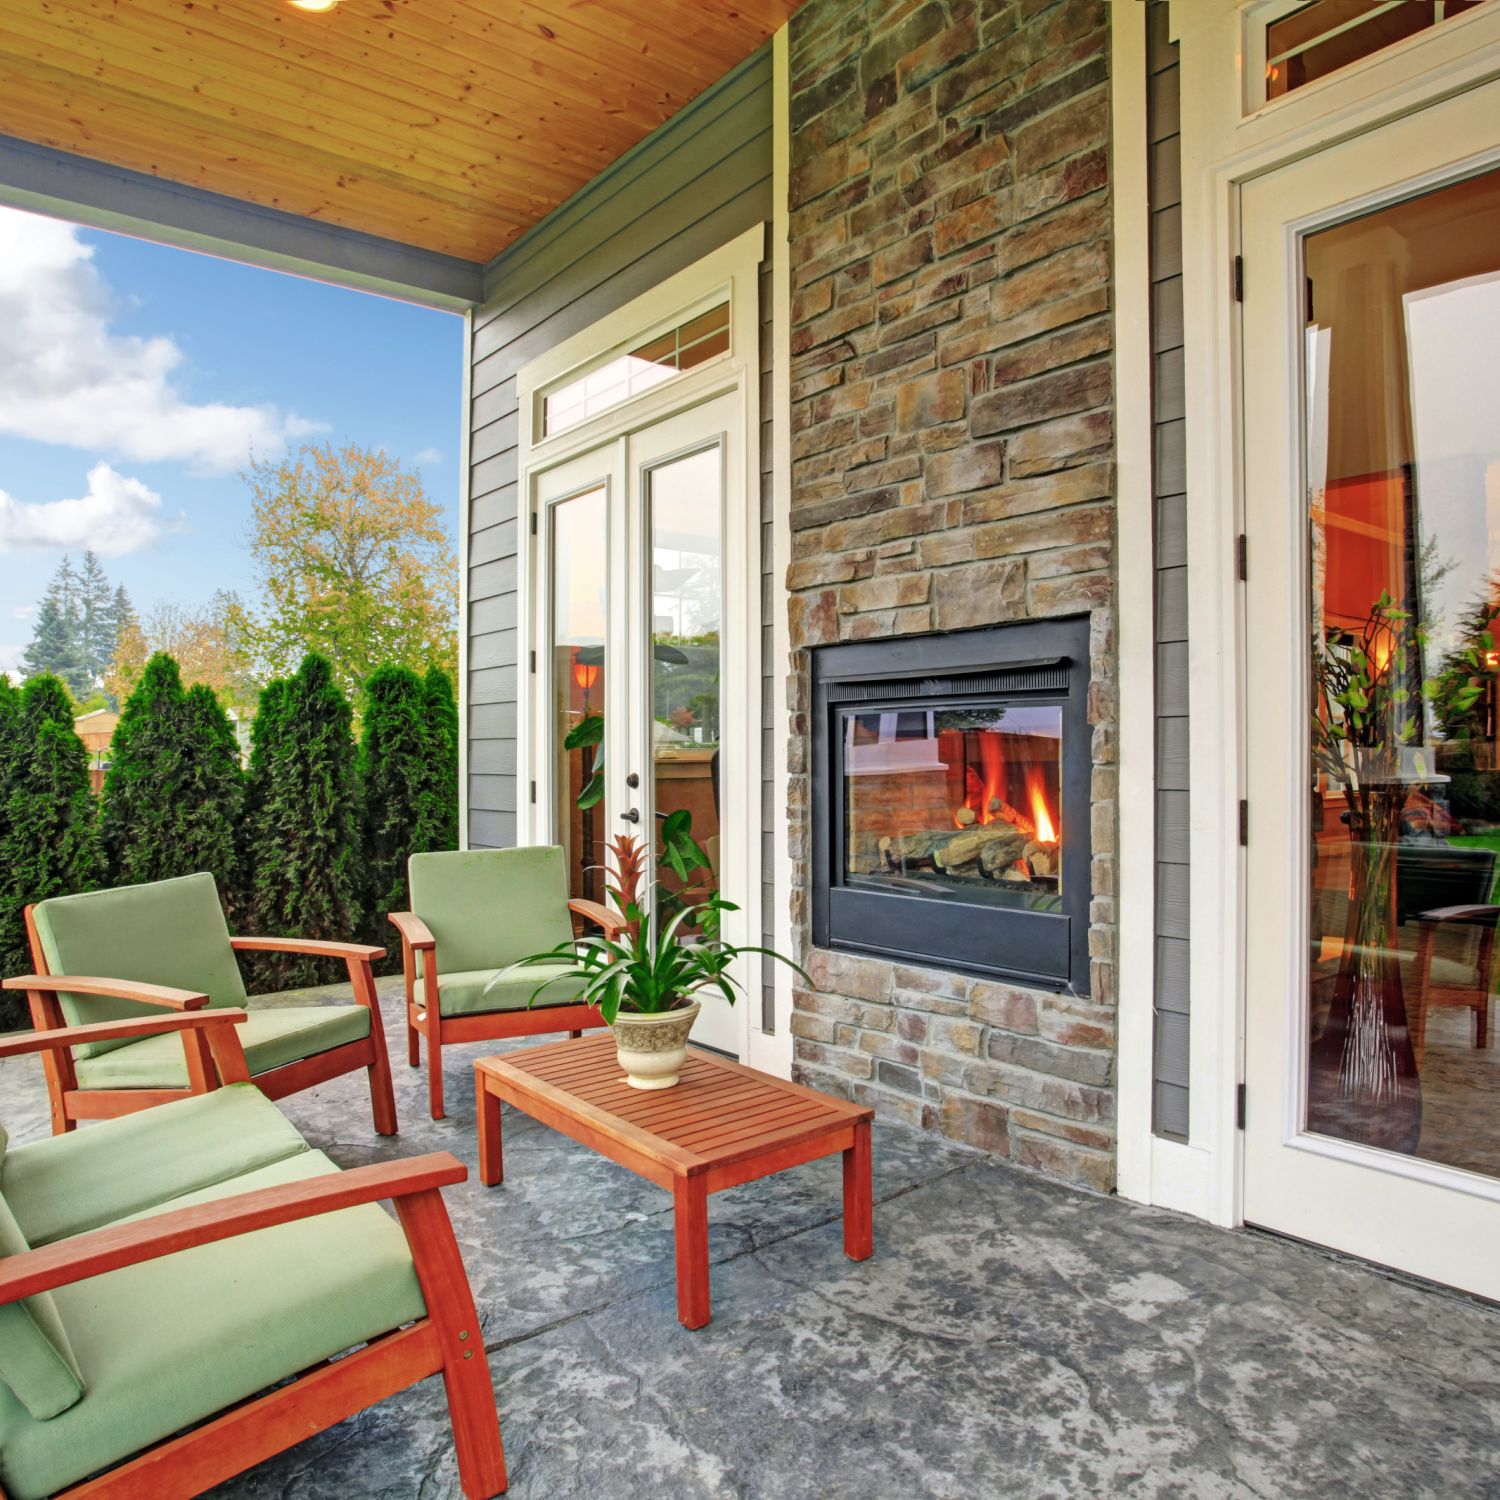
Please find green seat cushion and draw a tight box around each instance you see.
[418,962,581,1018]
[31,873,248,1058]
[408,846,575,975]
[3,1084,310,1247]
[0,1150,427,1500]
[0,1125,85,1421]
[72,1004,370,1091]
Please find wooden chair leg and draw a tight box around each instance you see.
[428,1014,446,1121]
[393,1190,508,1499]
[1411,920,1436,1067]
[408,1013,422,1069]
[569,1030,583,1040]
[351,959,398,1136]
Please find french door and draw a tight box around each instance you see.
[531,390,750,1057]
[1242,81,1500,1297]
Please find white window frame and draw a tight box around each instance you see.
[1111,0,1500,1227]
[1241,0,1497,115]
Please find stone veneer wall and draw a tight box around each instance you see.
[785,0,1118,1190]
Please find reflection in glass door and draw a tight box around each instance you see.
[1304,165,1500,1180]
[551,485,608,907]
[648,446,723,938]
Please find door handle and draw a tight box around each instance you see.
[620,807,640,823]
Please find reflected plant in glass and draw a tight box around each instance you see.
[1308,591,1489,1150]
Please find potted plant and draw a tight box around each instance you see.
[492,816,807,1089]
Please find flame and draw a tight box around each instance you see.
[1026,766,1058,844]
[955,733,1008,828]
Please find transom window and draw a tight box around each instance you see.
[541,301,730,437]
[1265,0,1487,100]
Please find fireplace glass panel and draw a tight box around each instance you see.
[842,702,1062,911]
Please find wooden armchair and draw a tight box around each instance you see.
[1410,903,1496,1065]
[25,872,396,1136]
[0,990,505,1500]
[391,846,624,1119]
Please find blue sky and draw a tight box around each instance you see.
[0,204,463,675]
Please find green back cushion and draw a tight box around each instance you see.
[408,846,575,974]
[31,873,248,1059]
[0,1125,85,1420]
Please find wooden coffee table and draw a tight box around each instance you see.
[474,1034,874,1329]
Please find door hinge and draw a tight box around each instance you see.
[1305,275,1315,324]
[1237,1082,1247,1130]
[1236,532,1248,582]
[530,510,538,536]
[1238,799,1249,846]
[529,780,536,804]
[1233,254,1244,302]
[529,649,536,673]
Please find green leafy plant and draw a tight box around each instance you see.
[493,830,806,1025]
[565,710,604,809]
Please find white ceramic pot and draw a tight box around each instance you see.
[610,1000,702,1090]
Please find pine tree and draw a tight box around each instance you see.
[244,654,362,990]
[77,549,115,688]
[0,677,21,1019]
[21,595,84,694]
[101,654,242,893]
[422,665,460,854]
[0,675,103,1018]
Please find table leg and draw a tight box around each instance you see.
[843,1119,873,1261]
[477,1075,503,1187]
[673,1176,711,1330]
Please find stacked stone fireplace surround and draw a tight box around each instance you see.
[785,0,1117,1190]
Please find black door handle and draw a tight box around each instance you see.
[620,807,640,823]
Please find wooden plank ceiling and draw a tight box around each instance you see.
[0,0,800,263]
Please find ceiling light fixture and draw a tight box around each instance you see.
[288,0,340,12]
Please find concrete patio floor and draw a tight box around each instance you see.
[4,978,1500,1499]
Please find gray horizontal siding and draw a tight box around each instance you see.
[1148,1,1190,1143]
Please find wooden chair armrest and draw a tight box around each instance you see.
[0,1007,250,1060]
[0,973,210,1011]
[568,899,627,939]
[0,1152,468,1306]
[388,911,436,951]
[1417,903,1500,926]
[230,936,385,963]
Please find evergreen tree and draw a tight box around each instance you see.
[422,665,460,854]
[101,653,242,892]
[0,677,20,1018]
[244,654,361,990]
[359,666,429,965]
[0,675,103,1018]
[77,549,115,687]
[21,595,83,694]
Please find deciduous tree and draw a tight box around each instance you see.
[242,443,458,696]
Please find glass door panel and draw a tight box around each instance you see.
[1304,164,1500,1178]
[550,485,608,905]
[648,445,724,929]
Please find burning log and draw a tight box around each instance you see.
[1023,839,1058,879]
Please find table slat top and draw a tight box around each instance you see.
[477,1034,871,1176]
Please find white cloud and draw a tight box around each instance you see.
[10,604,35,620]
[0,462,184,556]
[0,207,324,474]
[414,447,443,466]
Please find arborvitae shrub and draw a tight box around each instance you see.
[101,653,244,894]
[0,675,103,1023]
[244,654,362,990]
[422,666,460,854]
[359,665,430,965]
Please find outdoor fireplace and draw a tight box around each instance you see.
[810,619,1092,993]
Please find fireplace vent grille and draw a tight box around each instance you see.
[824,659,1070,704]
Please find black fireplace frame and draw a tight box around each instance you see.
[810,618,1092,994]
